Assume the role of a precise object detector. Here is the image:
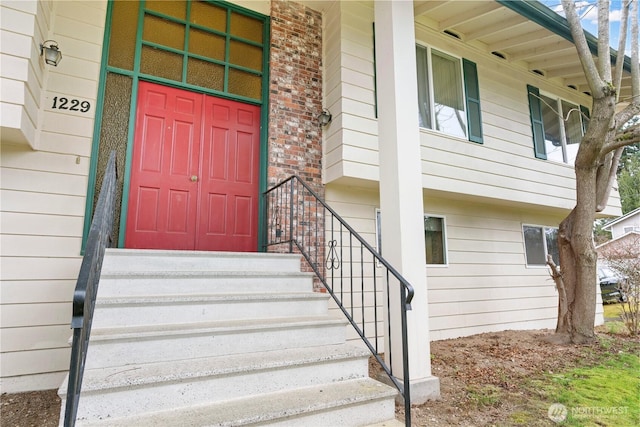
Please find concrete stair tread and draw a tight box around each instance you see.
[363,420,405,427]
[62,250,398,427]
[103,248,303,261]
[101,270,314,278]
[95,292,328,305]
[62,344,371,394]
[90,316,345,340]
[102,249,304,273]
[75,378,398,426]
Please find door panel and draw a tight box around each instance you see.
[125,82,202,249]
[125,82,260,251]
[197,99,260,251]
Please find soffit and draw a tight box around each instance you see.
[413,0,633,102]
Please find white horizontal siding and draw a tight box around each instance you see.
[1,212,84,237]
[2,280,76,304]
[1,347,70,377]
[324,185,382,346]
[0,371,67,393]
[1,302,71,328]
[0,0,106,393]
[1,189,86,216]
[324,183,588,343]
[1,256,82,285]
[322,1,621,213]
[424,196,578,339]
[1,325,72,352]
[0,0,45,148]
[1,235,82,257]
[1,168,88,195]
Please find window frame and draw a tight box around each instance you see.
[522,224,559,267]
[416,44,471,141]
[527,85,589,165]
[375,208,382,267]
[424,214,448,267]
[374,210,449,267]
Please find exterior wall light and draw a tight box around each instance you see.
[40,40,62,66]
[318,109,332,126]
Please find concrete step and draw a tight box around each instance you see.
[363,420,405,427]
[91,292,329,328]
[60,249,400,427]
[85,317,347,369]
[73,378,398,427]
[61,344,371,421]
[97,271,315,297]
[101,249,303,274]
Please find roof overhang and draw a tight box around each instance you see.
[413,0,633,102]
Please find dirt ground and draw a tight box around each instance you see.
[2,328,637,427]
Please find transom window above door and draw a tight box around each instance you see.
[108,0,266,101]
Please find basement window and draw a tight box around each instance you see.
[523,225,559,266]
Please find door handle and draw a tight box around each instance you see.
[190,175,198,182]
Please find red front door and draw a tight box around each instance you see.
[125,82,260,251]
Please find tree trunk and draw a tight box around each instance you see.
[556,0,640,344]
[555,96,614,344]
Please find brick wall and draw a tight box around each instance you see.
[268,0,323,193]
[267,0,325,286]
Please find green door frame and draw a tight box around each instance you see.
[82,0,271,252]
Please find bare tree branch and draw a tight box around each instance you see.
[613,101,640,132]
[615,123,640,145]
[597,0,612,81]
[630,0,640,99]
[596,147,624,212]
[613,1,631,102]
[562,0,606,97]
[547,254,570,333]
[612,0,640,141]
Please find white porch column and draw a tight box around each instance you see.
[374,0,440,402]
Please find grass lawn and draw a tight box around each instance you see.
[511,332,639,426]
[550,347,639,425]
[603,303,624,319]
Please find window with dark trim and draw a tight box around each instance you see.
[527,85,589,164]
[416,45,483,143]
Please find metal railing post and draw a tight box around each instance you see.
[289,180,294,253]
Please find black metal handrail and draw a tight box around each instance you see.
[264,175,415,426]
[63,151,117,427]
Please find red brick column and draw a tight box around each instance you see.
[268,1,325,288]
[268,0,323,191]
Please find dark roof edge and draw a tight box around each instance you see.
[602,206,640,229]
[496,0,632,73]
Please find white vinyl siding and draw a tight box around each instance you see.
[321,2,621,216]
[323,1,379,184]
[324,185,383,345]
[324,184,604,342]
[0,1,50,148]
[0,0,107,393]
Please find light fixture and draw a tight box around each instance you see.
[40,40,62,66]
[318,109,332,127]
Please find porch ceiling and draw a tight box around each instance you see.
[413,0,633,102]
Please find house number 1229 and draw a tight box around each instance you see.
[51,96,91,113]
